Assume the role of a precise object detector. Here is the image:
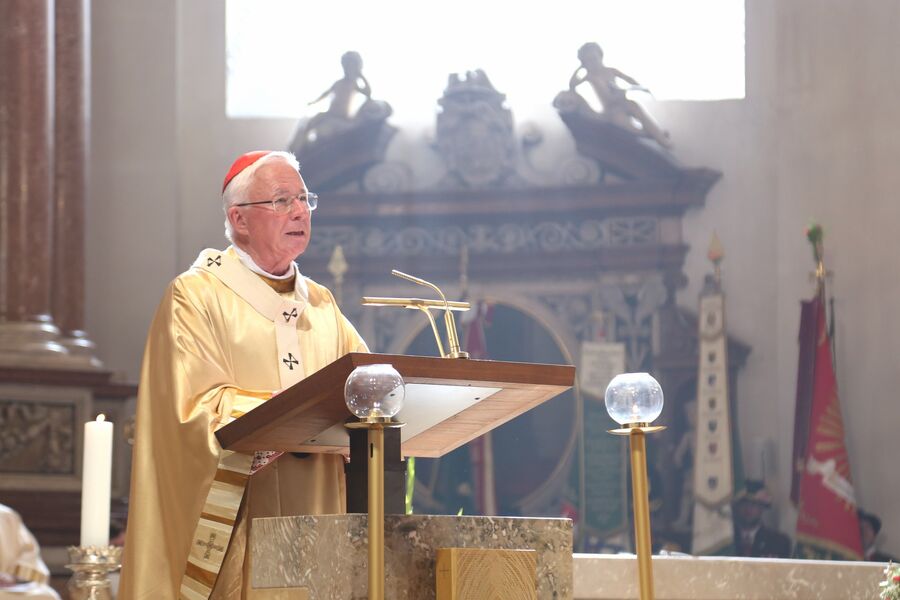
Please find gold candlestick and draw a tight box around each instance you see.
[65,545,122,600]
[369,423,386,598]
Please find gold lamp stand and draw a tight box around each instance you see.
[604,372,666,600]
[353,269,471,597]
[346,417,405,600]
[610,423,665,600]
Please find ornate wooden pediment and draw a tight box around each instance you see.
[296,67,720,295]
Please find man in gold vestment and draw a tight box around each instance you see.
[119,151,367,600]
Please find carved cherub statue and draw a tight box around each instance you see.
[298,51,384,144]
[569,42,671,149]
[308,50,371,119]
[287,51,395,183]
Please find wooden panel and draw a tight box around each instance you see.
[436,548,536,600]
[0,490,128,547]
[0,366,137,398]
[0,368,134,552]
[215,353,574,458]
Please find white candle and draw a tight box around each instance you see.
[80,414,113,547]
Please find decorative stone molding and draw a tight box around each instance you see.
[0,385,90,491]
[596,275,667,372]
[309,217,658,259]
[0,399,76,475]
[434,70,517,188]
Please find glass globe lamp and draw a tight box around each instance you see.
[344,364,405,420]
[604,372,664,427]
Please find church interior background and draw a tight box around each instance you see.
[2,0,900,596]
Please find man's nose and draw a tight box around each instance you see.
[288,198,309,216]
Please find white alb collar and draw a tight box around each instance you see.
[232,244,296,279]
[231,245,308,300]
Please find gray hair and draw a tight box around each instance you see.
[222,151,301,242]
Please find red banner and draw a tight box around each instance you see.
[794,296,863,559]
[791,300,817,505]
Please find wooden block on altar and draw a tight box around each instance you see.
[436,548,537,600]
[216,352,575,458]
[249,514,573,599]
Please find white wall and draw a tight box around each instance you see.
[662,0,900,551]
[87,0,900,555]
[768,0,900,549]
[88,0,179,383]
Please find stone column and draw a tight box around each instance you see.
[53,0,100,366]
[0,0,74,367]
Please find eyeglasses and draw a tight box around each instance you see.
[234,192,318,214]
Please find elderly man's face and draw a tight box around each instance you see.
[228,160,311,274]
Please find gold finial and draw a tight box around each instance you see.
[328,245,348,304]
[805,223,828,296]
[707,231,724,284]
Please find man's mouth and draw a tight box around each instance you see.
[286,231,306,237]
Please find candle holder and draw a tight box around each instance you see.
[344,364,406,600]
[65,545,123,600]
[605,373,666,600]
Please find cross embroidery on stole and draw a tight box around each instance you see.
[196,533,225,560]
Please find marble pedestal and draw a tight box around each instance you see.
[250,514,573,599]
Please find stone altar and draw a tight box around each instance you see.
[250,514,572,599]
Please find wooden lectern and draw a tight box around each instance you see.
[216,352,575,510]
[216,353,575,600]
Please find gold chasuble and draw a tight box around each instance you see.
[120,247,367,600]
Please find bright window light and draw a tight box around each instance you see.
[227,0,744,122]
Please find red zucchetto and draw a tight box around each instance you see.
[222,150,273,193]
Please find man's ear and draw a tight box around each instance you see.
[227,206,248,236]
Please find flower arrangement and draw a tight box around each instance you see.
[880,562,900,600]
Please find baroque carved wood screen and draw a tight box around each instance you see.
[295,69,749,551]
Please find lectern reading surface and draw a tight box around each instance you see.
[215,352,575,458]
